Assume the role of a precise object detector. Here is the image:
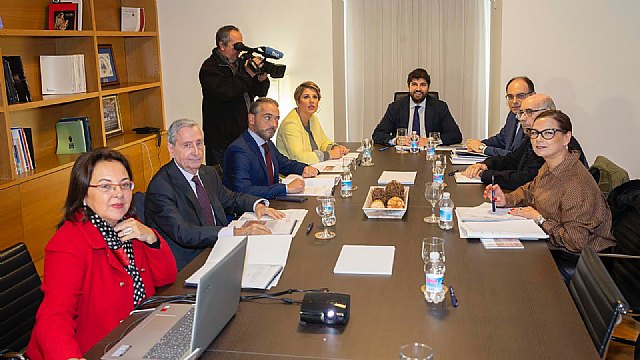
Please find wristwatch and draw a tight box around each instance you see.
[535,215,546,226]
[478,144,487,153]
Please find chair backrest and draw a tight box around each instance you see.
[0,243,43,353]
[568,247,629,357]
[590,156,630,195]
[132,191,146,224]
[393,91,439,102]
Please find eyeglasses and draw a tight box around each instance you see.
[516,107,548,120]
[89,181,135,193]
[505,91,533,101]
[528,128,567,140]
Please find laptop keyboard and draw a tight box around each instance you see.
[144,308,194,359]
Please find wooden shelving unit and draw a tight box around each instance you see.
[0,0,168,275]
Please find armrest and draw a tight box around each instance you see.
[597,253,640,260]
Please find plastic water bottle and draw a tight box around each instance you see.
[433,160,445,185]
[438,192,454,230]
[362,142,373,165]
[424,252,446,303]
[410,131,420,154]
[425,140,436,160]
[341,167,352,198]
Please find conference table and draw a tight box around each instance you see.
[88,144,599,359]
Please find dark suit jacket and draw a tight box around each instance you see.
[223,130,307,199]
[372,95,462,145]
[145,160,259,270]
[482,112,525,156]
[481,136,588,190]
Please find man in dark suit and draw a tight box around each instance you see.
[145,118,284,270]
[461,94,588,190]
[466,76,534,156]
[223,98,319,199]
[372,68,462,146]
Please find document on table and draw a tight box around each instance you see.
[454,172,483,184]
[455,203,518,221]
[436,144,465,152]
[333,245,395,275]
[450,155,485,165]
[343,152,360,159]
[312,159,345,173]
[185,234,293,289]
[480,238,524,250]
[377,171,417,185]
[281,174,338,196]
[234,209,308,236]
[458,218,548,239]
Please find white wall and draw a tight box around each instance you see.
[501,0,640,178]
[157,0,335,138]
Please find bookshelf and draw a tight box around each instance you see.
[0,0,168,275]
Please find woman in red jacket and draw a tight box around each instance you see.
[27,148,177,360]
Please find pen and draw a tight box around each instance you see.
[448,170,459,176]
[379,146,389,151]
[305,222,314,235]
[491,175,496,213]
[449,286,458,308]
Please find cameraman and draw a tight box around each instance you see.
[199,25,270,166]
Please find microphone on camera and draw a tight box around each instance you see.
[258,46,284,59]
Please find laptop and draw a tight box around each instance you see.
[101,237,247,360]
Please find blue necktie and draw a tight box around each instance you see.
[412,105,421,136]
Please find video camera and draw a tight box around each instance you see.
[234,42,286,79]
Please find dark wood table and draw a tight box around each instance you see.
[88,144,599,359]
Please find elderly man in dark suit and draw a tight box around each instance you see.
[372,68,462,146]
[223,97,319,199]
[145,118,284,270]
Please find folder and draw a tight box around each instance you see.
[56,120,87,154]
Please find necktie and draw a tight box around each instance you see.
[412,105,421,136]
[262,143,275,185]
[192,175,216,226]
[511,124,522,150]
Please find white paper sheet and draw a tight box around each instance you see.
[280,174,338,196]
[454,172,483,184]
[455,203,518,221]
[458,219,548,239]
[333,245,395,275]
[235,209,308,236]
[377,171,417,185]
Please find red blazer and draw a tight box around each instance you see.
[26,215,177,359]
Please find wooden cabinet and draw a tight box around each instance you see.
[0,0,168,275]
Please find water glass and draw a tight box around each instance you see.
[361,138,374,166]
[399,343,434,360]
[396,128,408,153]
[422,237,445,263]
[315,196,336,239]
[423,182,442,223]
[429,131,441,146]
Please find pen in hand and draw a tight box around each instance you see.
[305,222,314,235]
[448,170,459,176]
[449,286,459,308]
[491,175,496,213]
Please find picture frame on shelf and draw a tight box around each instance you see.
[98,44,119,86]
[102,95,123,137]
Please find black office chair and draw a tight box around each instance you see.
[393,91,439,102]
[132,191,146,224]
[568,247,629,358]
[213,164,223,177]
[0,243,43,358]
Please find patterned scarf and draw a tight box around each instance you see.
[87,209,146,306]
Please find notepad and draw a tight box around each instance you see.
[377,171,417,185]
[281,174,338,196]
[455,203,518,222]
[458,219,548,239]
[333,245,395,275]
[454,172,483,184]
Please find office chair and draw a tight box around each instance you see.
[213,164,223,177]
[393,91,439,102]
[132,191,146,224]
[0,243,43,358]
[568,247,629,358]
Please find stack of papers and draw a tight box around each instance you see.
[312,159,345,173]
[454,172,482,184]
[231,209,308,236]
[450,150,488,165]
[480,238,524,250]
[281,174,338,196]
[333,245,395,275]
[186,234,293,290]
[377,171,417,185]
[456,203,548,240]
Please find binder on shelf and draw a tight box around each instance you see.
[10,127,35,174]
[59,117,92,151]
[121,7,145,32]
[40,54,86,95]
[56,119,88,154]
[2,56,32,104]
[48,2,78,30]
[52,0,83,30]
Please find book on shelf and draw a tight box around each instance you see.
[121,7,145,32]
[56,119,88,154]
[59,117,92,151]
[2,56,32,104]
[48,2,78,30]
[40,54,86,95]
[10,127,35,174]
[52,0,83,30]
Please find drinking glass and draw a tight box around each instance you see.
[429,131,441,146]
[361,138,374,166]
[315,196,336,239]
[424,182,442,223]
[396,128,408,153]
[343,157,357,191]
[422,237,445,263]
[399,343,434,360]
